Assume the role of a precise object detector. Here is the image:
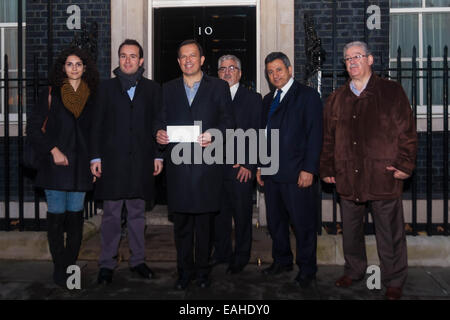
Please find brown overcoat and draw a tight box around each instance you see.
[319,73,417,202]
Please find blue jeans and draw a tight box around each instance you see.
[45,190,86,214]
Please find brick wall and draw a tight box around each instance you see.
[1,1,448,202]
[1,1,111,201]
[293,0,448,199]
[294,0,389,99]
[25,0,111,82]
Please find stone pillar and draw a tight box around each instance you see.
[143,0,153,79]
[110,0,146,76]
[258,0,294,226]
[259,0,294,96]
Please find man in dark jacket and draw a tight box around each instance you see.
[156,40,234,290]
[256,52,323,289]
[90,39,163,284]
[211,54,262,274]
[320,41,417,300]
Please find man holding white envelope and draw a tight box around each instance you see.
[156,39,234,290]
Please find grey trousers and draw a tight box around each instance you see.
[340,198,408,288]
[99,199,146,269]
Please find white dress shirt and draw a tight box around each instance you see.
[230,82,239,101]
[273,77,294,102]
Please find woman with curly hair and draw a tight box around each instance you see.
[27,46,99,287]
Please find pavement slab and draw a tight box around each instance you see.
[0,260,449,301]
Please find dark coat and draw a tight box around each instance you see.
[319,74,417,202]
[224,84,262,180]
[27,86,95,191]
[162,74,235,213]
[261,79,323,183]
[90,77,163,201]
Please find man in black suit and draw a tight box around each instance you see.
[211,55,262,274]
[156,40,234,290]
[90,39,163,284]
[256,52,323,288]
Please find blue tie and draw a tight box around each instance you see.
[267,89,282,130]
[268,89,282,119]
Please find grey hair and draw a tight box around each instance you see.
[343,41,371,58]
[218,55,242,70]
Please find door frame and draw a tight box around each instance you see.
[148,0,261,92]
[111,0,293,97]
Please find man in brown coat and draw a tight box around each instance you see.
[320,41,417,300]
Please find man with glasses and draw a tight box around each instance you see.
[211,55,262,274]
[320,41,417,300]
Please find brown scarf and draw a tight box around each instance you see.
[61,79,90,119]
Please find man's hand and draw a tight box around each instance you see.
[322,176,336,184]
[154,159,163,176]
[156,129,169,145]
[234,164,252,183]
[386,166,410,180]
[256,168,264,187]
[91,161,102,178]
[198,132,212,147]
[51,147,69,166]
[297,171,313,188]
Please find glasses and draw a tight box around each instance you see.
[343,54,368,63]
[218,65,240,73]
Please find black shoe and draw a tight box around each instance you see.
[174,274,192,290]
[294,272,316,289]
[226,264,246,275]
[196,275,211,288]
[53,268,68,288]
[209,258,229,267]
[130,263,154,279]
[263,263,293,275]
[97,268,113,285]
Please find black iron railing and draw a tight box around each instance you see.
[0,1,448,234]
[2,46,449,235]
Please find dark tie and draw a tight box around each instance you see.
[268,89,282,119]
[267,89,282,130]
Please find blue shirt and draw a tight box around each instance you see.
[350,78,369,97]
[127,86,136,100]
[184,79,202,106]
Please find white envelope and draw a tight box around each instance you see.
[167,125,201,143]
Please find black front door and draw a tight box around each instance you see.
[153,6,257,205]
[154,6,257,89]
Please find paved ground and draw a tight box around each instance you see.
[0,260,449,301]
[0,225,449,301]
